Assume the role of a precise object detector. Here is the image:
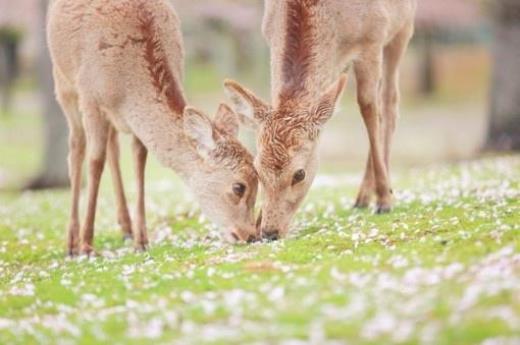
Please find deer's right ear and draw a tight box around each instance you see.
[224,79,270,129]
[183,107,216,159]
[311,73,348,128]
[237,113,259,132]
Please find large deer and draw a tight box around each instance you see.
[47,0,259,255]
[225,0,416,240]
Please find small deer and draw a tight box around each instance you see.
[47,0,259,255]
[225,0,417,240]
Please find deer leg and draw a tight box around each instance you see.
[354,149,374,208]
[354,51,392,214]
[355,80,385,209]
[66,124,86,256]
[107,126,133,241]
[132,136,149,251]
[382,26,414,182]
[80,102,109,255]
[56,87,85,256]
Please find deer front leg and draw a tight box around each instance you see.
[354,53,392,214]
[80,103,109,255]
[107,126,133,241]
[66,125,86,256]
[132,136,149,251]
[55,82,85,256]
[354,149,375,208]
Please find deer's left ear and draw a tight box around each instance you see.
[214,103,239,138]
[312,73,348,127]
[224,79,271,128]
[183,107,216,159]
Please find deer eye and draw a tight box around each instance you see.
[232,183,246,197]
[292,169,306,185]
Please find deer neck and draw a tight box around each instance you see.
[121,91,206,182]
[115,19,213,182]
[270,0,343,108]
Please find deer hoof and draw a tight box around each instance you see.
[122,233,133,243]
[354,190,373,209]
[353,195,371,209]
[134,243,149,252]
[80,243,95,257]
[375,204,392,214]
[353,201,369,209]
[119,221,133,239]
[67,247,79,258]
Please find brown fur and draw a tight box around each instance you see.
[259,106,312,173]
[137,5,186,115]
[280,0,318,101]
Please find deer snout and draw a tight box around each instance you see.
[261,227,280,241]
[258,211,287,241]
[229,226,260,244]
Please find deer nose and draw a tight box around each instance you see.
[262,228,280,241]
[230,229,260,243]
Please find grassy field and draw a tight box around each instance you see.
[0,44,517,344]
[0,154,518,345]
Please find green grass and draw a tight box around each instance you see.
[0,155,518,344]
[0,107,42,183]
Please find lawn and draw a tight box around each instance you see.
[0,154,518,345]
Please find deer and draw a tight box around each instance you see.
[47,0,259,256]
[225,0,417,240]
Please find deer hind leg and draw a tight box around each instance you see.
[80,100,109,255]
[107,126,133,241]
[354,49,392,214]
[132,136,148,251]
[382,25,414,182]
[55,78,85,256]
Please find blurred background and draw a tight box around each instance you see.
[0,0,518,190]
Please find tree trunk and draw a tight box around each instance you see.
[418,28,436,96]
[25,0,69,189]
[486,0,520,151]
[0,29,20,114]
[0,42,8,114]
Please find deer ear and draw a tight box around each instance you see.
[237,113,259,132]
[183,107,216,158]
[224,79,270,128]
[312,73,348,127]
[214,103,239,138]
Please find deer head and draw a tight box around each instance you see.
[224,75,347,240]
[183,104,259,243]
